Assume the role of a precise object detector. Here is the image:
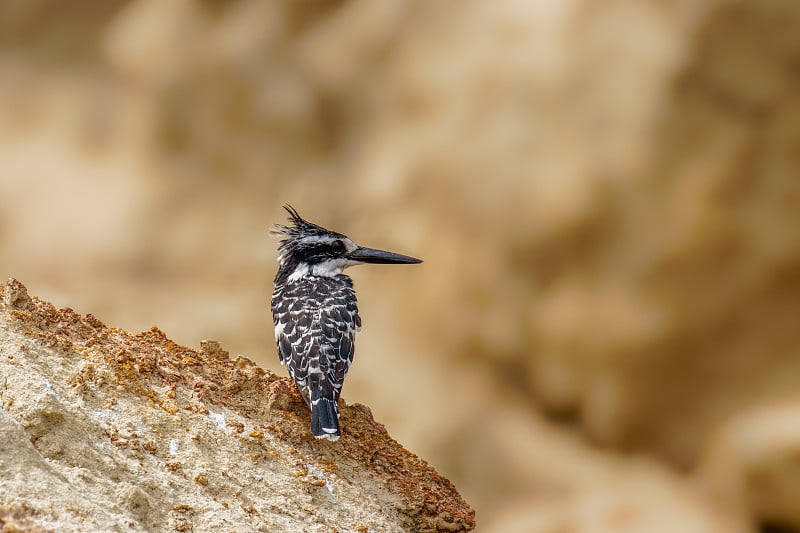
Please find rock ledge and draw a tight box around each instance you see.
[0,278,474,533]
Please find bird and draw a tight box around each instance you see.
[270,205,422,441]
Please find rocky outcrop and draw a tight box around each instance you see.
[0,279,474,532]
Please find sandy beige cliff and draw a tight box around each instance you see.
[0,278,474,532]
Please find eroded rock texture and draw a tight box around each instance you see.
[0,279,474,533]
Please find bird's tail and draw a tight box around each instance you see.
[309,377,340,441]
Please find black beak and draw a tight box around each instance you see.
[347,246,422,265]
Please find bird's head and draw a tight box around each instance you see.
[271,205,422,282]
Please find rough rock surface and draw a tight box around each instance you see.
[0,279,474,533]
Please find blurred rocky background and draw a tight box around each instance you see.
[1,0,799,531]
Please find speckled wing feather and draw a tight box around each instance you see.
[271,275,360,439]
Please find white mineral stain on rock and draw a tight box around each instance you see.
[306,463,334,495]
[40,378,60,399]
[208,411,225,429]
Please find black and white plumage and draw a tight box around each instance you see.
[270,206,421,441]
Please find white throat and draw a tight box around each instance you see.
[287,259,358,282]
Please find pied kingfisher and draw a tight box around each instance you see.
[270,206,421,441]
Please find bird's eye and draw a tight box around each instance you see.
[331,241,346,254]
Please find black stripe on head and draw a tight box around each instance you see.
[294,240,347,265]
